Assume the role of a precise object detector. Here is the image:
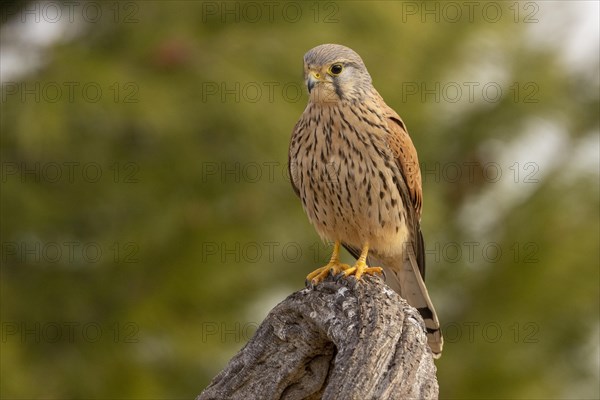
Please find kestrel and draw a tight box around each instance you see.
[289,44,443,357]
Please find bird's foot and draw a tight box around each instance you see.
[306,262,351,285]
[343,260,383,281]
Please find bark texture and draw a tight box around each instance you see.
[198,274,438,400]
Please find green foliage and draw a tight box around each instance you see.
[1,1,598,398]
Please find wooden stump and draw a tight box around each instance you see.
[198,274,439,400]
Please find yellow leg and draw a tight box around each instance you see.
[343,242,383,280]
[306,241,350,284]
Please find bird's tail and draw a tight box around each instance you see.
[370,249,443,358]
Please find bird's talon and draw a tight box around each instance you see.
[306,261,350,285]
[343,262,383,281]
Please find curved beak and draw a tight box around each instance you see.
[306,71,323,93]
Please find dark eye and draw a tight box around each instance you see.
[329,63,343,75]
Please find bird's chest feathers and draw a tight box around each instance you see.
[308,127,363,190]
[303,116,384,191]
[291,106,407,251]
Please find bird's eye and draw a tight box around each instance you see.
[329,63,343,76]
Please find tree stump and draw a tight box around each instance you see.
[197,274,439,400]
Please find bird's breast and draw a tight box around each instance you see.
[290,104,409,256]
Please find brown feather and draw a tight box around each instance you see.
[376,95,426,278]
[288,120,302,198]
[378,99,423,218]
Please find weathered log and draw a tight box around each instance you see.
[198,274,439,400]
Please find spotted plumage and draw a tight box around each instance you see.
[289,44,443,358]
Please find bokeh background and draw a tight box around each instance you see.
[1,1,598,398]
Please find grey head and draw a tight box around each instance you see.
[303,44,374,103]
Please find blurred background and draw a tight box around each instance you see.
[1,1,598,398]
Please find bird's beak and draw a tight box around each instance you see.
[306,71,323,93]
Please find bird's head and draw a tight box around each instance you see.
[303,44,373,104]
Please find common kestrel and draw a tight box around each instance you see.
[289,44,443,358]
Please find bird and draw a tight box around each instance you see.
[288,44,443,358]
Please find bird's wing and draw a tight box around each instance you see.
[376,99,443,358]
[379,106,423,218]
[288,120,302,197]
[379,101,425,276]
